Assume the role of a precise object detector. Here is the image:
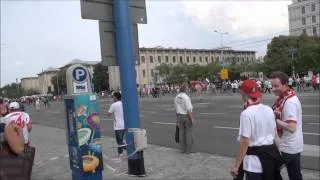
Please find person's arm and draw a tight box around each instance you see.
[277,101,298,133]
[274,128,280,148]
[4,123,25,154]
[108,104,113,117]
[231,136,250,177]
[276,120,296,133]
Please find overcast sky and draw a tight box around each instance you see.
[1,0,291,87]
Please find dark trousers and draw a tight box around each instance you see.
[115,130,126,154]
[245,171,263,180]
[281,152,303,180]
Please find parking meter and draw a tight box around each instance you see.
[64,64,103,180]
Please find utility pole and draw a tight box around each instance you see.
[214,30,228,67]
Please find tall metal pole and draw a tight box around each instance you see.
[114,0,145,176]
[214,30,228,67]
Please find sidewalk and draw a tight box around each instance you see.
[31,124,319,179]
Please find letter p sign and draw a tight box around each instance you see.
[72,67,87,82]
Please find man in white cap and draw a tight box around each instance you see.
[3,101,32,144]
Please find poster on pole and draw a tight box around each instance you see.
[220,68,228,80]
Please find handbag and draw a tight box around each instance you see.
[0,142,36,180]
[175,125,179,143]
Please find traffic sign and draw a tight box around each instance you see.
[220,68,228,80]
[80,0,147,24]
[99,21,139,66]
[72,67,87,82]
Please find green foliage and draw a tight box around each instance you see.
[264,35,320,76]
[92,63,109,92]
[0,83,20,98]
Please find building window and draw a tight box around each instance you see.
[301,6,305,14]
[151,69,154,77]
[141,56,145,63]
[302,17,306,25]
[211,57,214,63]
[150,56,153,63]
[312,16,316,23]
[302,28,306,34]
[205,57,208,63]
[187,56,190,63]
[158,56,161,63]
[142,69,146,77]
[199,57,202,62]
[173,56,176,63]
[237,57,240,62]
[193,56,196,63]
[216,57,219,62]
[313,27,317,35]
[242,57,245,63]
[180,56,183,63]
[311,4,315,11]
[165,56,169,63]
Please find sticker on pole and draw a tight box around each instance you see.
[72,67,87,82]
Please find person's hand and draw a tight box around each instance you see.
[230,164,239,178]
[189,119,194,127]
[8,123,23,136]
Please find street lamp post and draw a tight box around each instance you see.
[289,48,296,77]
[214,30,228,67]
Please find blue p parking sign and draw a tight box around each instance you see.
[72,67,87,82]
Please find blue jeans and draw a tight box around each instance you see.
[245,171,263,180]
[281,152,303,180]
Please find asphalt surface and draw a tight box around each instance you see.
[28,92,320,170]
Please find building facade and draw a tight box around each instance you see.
[288,0,320,36]
[108,47,256,90]
[21,77,39,93]
[37,67,60,95]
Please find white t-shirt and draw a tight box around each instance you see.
[3,111,31,144]
[288,78,293,86]
[174,92,193,115]
[238,104,276,173]
[280,96,304,154]
[108,101,125,130]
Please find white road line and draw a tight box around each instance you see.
[214,126,320,136]
[307,123,320,125]
[49,156,59,161]
[197,103,211,105]
[64,154,69,158]
[115,171,128,176]
[303,105,320,108]
[303,114,320,118]
[152,122,176,125]
[101,118,113,121]
[200,113,226,115]
[214,126,239,130]
[304,132,320,136]
[103,154,116,173]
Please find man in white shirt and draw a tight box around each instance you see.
[230,80,282,180]
[174,84,194,154]
[270,71,303,180]
[108,92,126,156]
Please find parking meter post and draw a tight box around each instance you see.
[114,0,146,176]
[64,64,103,180]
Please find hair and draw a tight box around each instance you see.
[113,92,121,100]
[269,71,289,85]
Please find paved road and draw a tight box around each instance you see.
[28,92,320,170]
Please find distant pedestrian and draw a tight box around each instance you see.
[270,71,304,180]
[230,80,283,180]
[108,92,126,156]
[174,84,194,154]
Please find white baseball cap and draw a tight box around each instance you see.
[9,102,20,110]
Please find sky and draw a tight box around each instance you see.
[0,0,292,87]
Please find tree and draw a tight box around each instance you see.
[264,35,320,76]
[51,68,67,95]
[92,63,109,92]
[0,83,20,98]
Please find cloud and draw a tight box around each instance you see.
[182,1,291,38]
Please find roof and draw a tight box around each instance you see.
[66,59,99,66]
[37,67,60,75]
[21,77,38,80]
[139,47,256,53]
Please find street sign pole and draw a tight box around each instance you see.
[113,0,145,176]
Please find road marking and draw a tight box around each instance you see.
[303,114,320,118]
[49,156,59,161]
[214,126,320,136]
[200,113,226,115]
[152,122,176,125]
[64,154,69,158]
[214,126,239,130]
[303,105,320,108]
[103,154,116,173]
[307,123,320,125]
[303,144,320,157]
[197,103,211,105]
[102,118,113,121]
[304,132,320,136]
